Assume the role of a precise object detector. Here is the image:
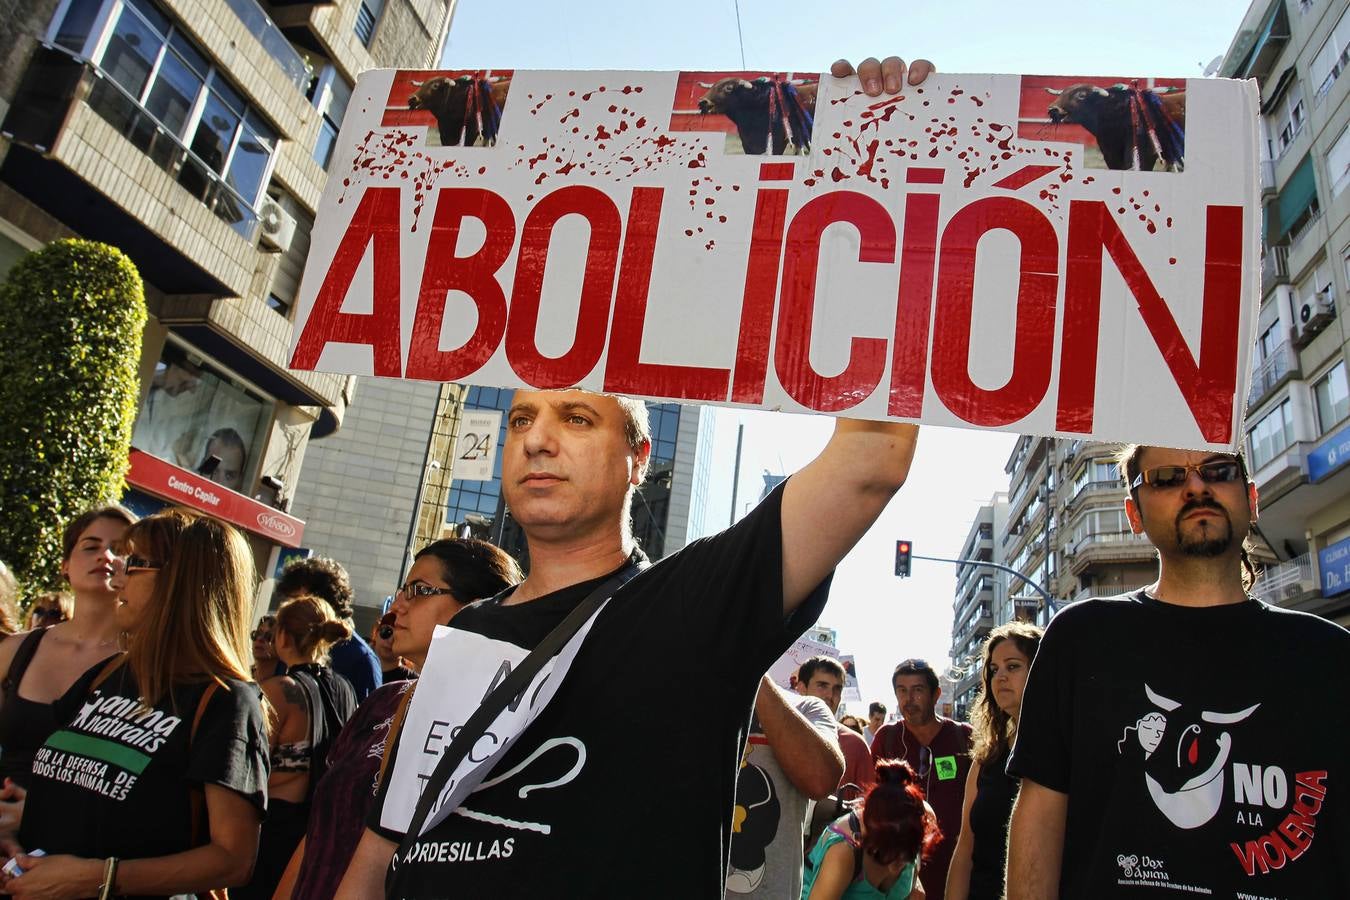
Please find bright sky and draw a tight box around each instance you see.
[438,0,1254,709]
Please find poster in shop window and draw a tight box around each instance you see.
[287,68,1260,451]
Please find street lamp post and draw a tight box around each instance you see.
[910,553,1059,615]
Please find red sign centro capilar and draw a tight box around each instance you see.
[126,449,305,547]
[289,69,1260,451]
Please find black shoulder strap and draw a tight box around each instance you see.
[288,668,327,791]
[3,628,48,695]
[389,560,645,872]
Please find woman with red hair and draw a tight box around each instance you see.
[802,758,940,899]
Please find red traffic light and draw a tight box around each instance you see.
[895,540,912,577]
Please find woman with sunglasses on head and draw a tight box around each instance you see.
[3,507,268,899]
[23,592,73,631]
[803,758,941,899]
[0,506,135,795]
[944,622,1042,900]
[273,538,520,900]
[235,595,356,900]
[251,615,285,683]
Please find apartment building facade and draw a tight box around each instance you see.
[949,493,1007,717]
[1223,0,1350,626]
[0,0,451,587]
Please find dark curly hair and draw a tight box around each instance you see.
[970,622,1043,766]
[276,556,354,620]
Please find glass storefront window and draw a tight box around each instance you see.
[131,341,271,494]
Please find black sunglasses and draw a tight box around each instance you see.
[251,629,274,642]
[1131,460,1242,490]
[32,607,65,621]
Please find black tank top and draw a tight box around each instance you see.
[968,748,1021,900]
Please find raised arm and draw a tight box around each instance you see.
[781,420,918,613]
[1006,778,1067,900]
[754,676,843,800]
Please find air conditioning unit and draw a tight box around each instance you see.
[258,200,298,253]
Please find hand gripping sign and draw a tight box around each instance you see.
[289,69,1260,450]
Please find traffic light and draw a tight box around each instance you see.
[895,540,912,577]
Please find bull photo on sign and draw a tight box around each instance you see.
[669,71,818,155]
[382,69,515,147]
[1019,74,1186,172]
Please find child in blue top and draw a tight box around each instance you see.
[802,759,939,899]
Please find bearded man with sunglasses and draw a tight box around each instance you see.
[1006,445,1350,899]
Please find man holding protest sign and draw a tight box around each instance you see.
[332,57,933,898]
[1006,445,1350,898]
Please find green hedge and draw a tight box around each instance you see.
[0,239,147,595]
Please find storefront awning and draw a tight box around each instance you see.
[125,449,305,547]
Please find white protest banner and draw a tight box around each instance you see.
[769,635,839,690]
[380,606,606,836]
[453,409,502,481]
[289,69,1259,450]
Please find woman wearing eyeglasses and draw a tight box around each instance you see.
[3,507,268,898]
[273,538,520,900]
[234,594,356,900]
[251,615,285,683]
[944,622,1043,900]
[0,505,135,793]
[802,758,941,899]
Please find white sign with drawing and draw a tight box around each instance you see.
[380,604,606,836]
[454,409,502,481]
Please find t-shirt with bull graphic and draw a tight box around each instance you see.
[19,665,269,882]
[1008,591,1350,898]
[369,482,830,897]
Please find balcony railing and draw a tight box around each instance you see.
[5,45,260,239]
[1248,341,1300,408]
[1253,553,1315,605]
[1262,245,1290,294]
[222,0,309,90]
[1068,479,1121,510]
[1316,44,1350,102]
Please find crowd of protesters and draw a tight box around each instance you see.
[0,54,1346,900]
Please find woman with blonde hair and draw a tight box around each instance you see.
[944,621,1043,900]
[4,508,268,897]
[235,594,356,899]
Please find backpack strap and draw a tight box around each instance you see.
[2,629,49,695]
[287,668,327,801]
[89,653,127,693]
[188,681,223,847]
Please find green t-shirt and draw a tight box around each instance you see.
[801,821,916,900]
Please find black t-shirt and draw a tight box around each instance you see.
[1007,591,1350,898]
[968,748,1017,900]
[20,664,268,889]
[370,482,829,897]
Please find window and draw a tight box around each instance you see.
[1314,361,1349,433]
[1330,126,1350,196]
[354,0,385,46]
[1247,399,1295,470]
[1268,80,1306,156]
[312,70,353,170]
[131,340,271,493]
[72,0,279,234]
[1295,264,1333,312]
[1257,320,1281,361]
[1312,6,1350,100]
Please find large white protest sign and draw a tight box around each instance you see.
[380,605,606,836]
[769,635,839,690]
[289,68,1259,450]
